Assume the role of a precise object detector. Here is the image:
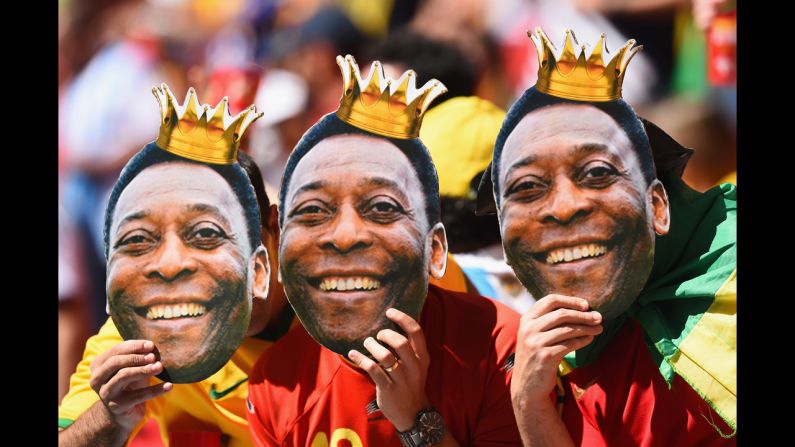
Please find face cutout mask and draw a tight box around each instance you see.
[278,134,447,356]
[107,162,260,383]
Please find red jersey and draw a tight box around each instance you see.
[247,285,521,446]
[561,319,736,446]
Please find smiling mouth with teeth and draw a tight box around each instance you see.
[319,277,381,292]
[144,303,208,320]
[545,244,608,265]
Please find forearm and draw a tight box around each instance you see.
[58,401,132,447]
[513,398,574,447]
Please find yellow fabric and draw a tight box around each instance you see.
[429,253,468,293]
[716,171,736,186]
[558,358,574,377]
[59,317,280,446]
[420,97,506,198]
[670,269,737,430]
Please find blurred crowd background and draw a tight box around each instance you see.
[58,1,736,444]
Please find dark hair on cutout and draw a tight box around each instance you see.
[236,150,272,228]
[278,112,440,228]
[491,87,655,206]
[103,142,262,258]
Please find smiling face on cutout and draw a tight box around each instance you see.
[497,104,670,320]
[279,134,447,356]
[107,162,268,383]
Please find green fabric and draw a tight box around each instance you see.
[633,175,736,383]
[58,418,74,429]
[564,173,736,383]
[562,314,625,369]
[209,377,249,400]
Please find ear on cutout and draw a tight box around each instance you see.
[428,223,449,280]
[649,179,671,236]
[251,245,270,301]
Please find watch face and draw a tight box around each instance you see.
[418,410,446,445]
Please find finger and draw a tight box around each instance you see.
[362,337,398,368]
[526,295,590,319]
[376,329,416,374]
[386,308,429,361]
[90,352,158,392]
[100,362,164,402]
[537,324,603,346]
[93,340,156,367]
[348,350,392,388]
[122,376,154,393]
[532,308,602,333]
[545,335,597,359]
[112,381,173,413]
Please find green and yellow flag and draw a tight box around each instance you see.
[562,173,737,432]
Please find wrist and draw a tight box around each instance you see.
[393,400,430,432]
[90,402,134,444]
[512,392,555,415]
[395,406,446,447]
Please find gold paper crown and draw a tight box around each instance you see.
[152,83,263,165]
[335,55,447,139]
[529,27,642,102]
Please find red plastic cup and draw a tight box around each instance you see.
[707,10,737,87]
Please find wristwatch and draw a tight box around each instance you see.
[396,407,446,447]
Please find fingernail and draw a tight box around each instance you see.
[144,341,154,350]
[163,382,173,391]
[144,353,155,363]
[151,362,162,372]
[592,311,602,321]
[386,308,396,317]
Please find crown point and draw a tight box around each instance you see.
[560,29,579,74]
[619,44,643,76]
[587,35,607,78]
[361,60,386,105]
[576,44,588,69]
[529,27,555,70]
